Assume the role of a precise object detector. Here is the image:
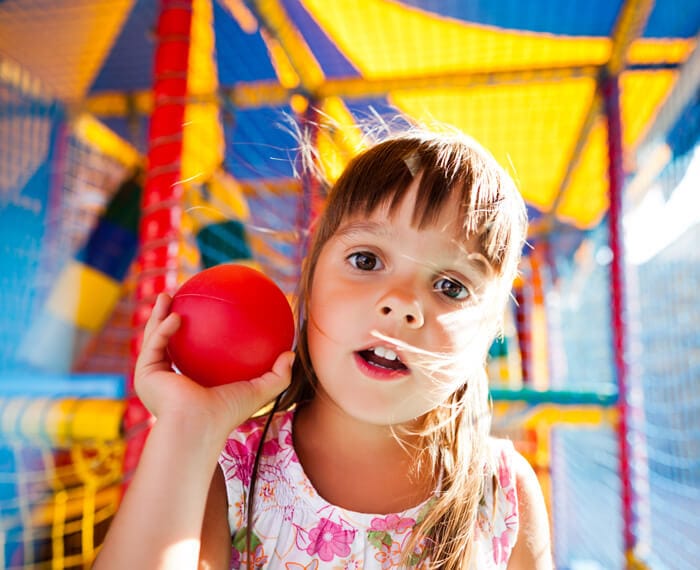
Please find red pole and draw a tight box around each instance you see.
[514,257,533,385]
[602,75,635,557]
[123,0,193,484]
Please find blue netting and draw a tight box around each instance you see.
[630,146,700,569]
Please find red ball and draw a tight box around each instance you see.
[167,264,295,387]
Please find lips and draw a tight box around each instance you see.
[358,346,407,370]
[354,345,409,380]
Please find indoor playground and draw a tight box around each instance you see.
[0,0,699,568]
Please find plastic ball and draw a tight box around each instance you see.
[167,264,295,387]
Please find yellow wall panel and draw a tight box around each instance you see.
[621,70,676,149]
[46,261,123,332]
[555,71,676,228]
[316,97,366,183]
[556,121,609,227]
[392,79,596,214]
[303,0,611,78]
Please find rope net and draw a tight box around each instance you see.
[0,59,131,568]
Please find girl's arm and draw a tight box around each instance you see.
[198,465,231,569]
[507,452,554,570]
[93,293,293,570]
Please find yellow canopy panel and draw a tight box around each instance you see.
[392,78,597,215]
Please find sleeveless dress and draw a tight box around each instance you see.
[218,411,519,569]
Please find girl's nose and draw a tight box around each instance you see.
[376,291,425,329]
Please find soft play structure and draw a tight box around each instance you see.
[1,1,699,568]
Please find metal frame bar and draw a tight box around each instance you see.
[85,63,604,115]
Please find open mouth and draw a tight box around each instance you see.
[357,346,408,372]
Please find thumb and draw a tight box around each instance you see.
[249,350,295,402]
[213,351,295,423]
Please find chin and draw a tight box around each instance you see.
[344,399,434,428]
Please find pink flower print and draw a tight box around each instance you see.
[306,518,355,561]
[497,451,511,489]
[370,513,415,534]
[231,548,241,569]
[223,426,282,487]
[374,540,403,569]
[224,431,263,487]
[492,531,510,564]
[504,486,518,526]
[283,428,295,450]
[262,438,281,457]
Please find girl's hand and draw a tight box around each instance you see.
[134,293,294,440]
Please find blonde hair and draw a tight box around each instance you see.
[251,128,527,568]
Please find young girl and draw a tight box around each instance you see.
[95,129,552,569]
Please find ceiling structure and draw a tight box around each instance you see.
[1,0,698,241]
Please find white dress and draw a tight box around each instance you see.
[219,410,519,569]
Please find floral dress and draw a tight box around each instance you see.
[218,411,519,569]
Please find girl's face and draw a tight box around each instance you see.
[307,178,498,427]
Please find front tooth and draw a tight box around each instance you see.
[374,346,387,358]
[384,349,398,361]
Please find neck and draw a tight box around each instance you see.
[296,393,420,459]
[292,395,435,514]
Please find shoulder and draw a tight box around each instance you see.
[504,448,553,569]
[485,438,544,507]
[508,450,546,527]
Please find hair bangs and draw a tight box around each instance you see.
[401,140,525,281]
[331,138,417,224]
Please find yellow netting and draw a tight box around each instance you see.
[0,398,125,569]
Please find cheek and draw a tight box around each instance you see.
[306,320,322,369]
[306,292,349,365]
[309,274,368,335]
[307,294,341,343]
[428,309,495,379]
[439,307,493,350]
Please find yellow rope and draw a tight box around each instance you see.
[51,490,68,570]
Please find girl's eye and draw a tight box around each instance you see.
[434,277,469,300]
[347,251,383,271]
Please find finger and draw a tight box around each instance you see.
[213,351,295,420]
[246,351,295,403]
[142,293,172,347]
[136,312,182,373]
[271,351,296,377]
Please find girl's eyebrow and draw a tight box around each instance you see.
[428,243,495,280]
[459,252,495,280]
[335,221,394,240]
